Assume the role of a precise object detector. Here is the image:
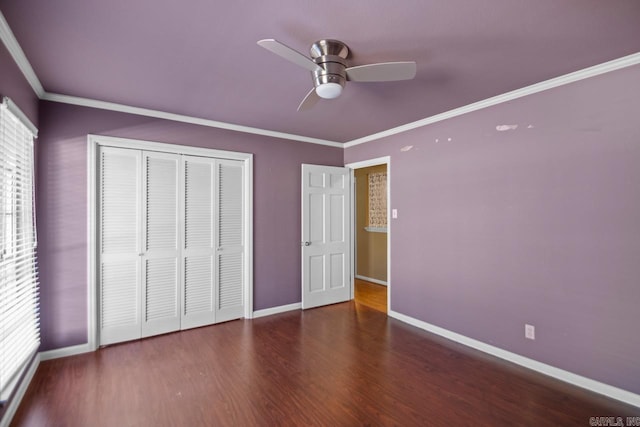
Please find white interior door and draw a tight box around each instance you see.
[301,164,351,309]
[141,151,181,337]
[181,155,216,329]
[98,147,142,345]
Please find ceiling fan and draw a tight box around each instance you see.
[257,38,417,111]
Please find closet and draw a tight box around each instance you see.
[97,143,247,346]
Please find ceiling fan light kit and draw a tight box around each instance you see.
[310,40,348,99]
[257,38,417,111]
[315,82,343,99]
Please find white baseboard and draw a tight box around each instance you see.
[355,275,387,286]
[0,354,40,427]
[253,302,301,319]
[39,343,93,361]
[388,310,640,408]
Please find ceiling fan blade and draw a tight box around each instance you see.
[345,61,417,82]
[297,87,320,112]
[257,39,320,73]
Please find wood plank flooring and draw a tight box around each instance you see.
[354,278,387,312]
[11,302,638,426]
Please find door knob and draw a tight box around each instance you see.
[302,241,311,246]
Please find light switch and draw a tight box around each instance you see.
[392,209,398,219]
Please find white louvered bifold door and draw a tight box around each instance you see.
[141,151,181,338]
[215,160,244,322]
[181,156,215,329]
[99,147,142,345]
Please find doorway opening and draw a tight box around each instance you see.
[348,158,390,314]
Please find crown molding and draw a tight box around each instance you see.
[3,9,639,149]
[344,52,640,148]
[0,9,44,97]
[41,93,343,147]
[44,52,640,149]
[1,10,341,147]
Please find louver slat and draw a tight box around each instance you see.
[185,257,213,314]
[218,163,243,247]
[101,151,139,253]
[141,152,180,338]
[215,161,244,322]
[145,156,178,251]
[101,262,138,328]
[99,147,141,345]
[181,157,215,329]
[185,161,212,249]
[219,252,243,309]
[145,259,178,321]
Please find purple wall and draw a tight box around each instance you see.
[18,28,640,394]
[345,65,640,394]
[36,101,342,351]
[0,41,38,126]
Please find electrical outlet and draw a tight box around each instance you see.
[525,324,535,340]
[392,209,398,219]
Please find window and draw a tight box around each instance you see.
[365,171,387,232]
[0,98,39,404]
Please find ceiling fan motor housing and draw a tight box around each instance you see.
[310,40,349,98]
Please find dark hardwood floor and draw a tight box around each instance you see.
[12,302,638,426]
[354,278,387,313]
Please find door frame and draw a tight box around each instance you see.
[345,156,391,310]
[87,134,254,350]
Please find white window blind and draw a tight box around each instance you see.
[0,98,39,403]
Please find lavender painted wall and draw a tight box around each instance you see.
[36,101,342,351]
[0,41,38,125]
[345,65,640,394]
